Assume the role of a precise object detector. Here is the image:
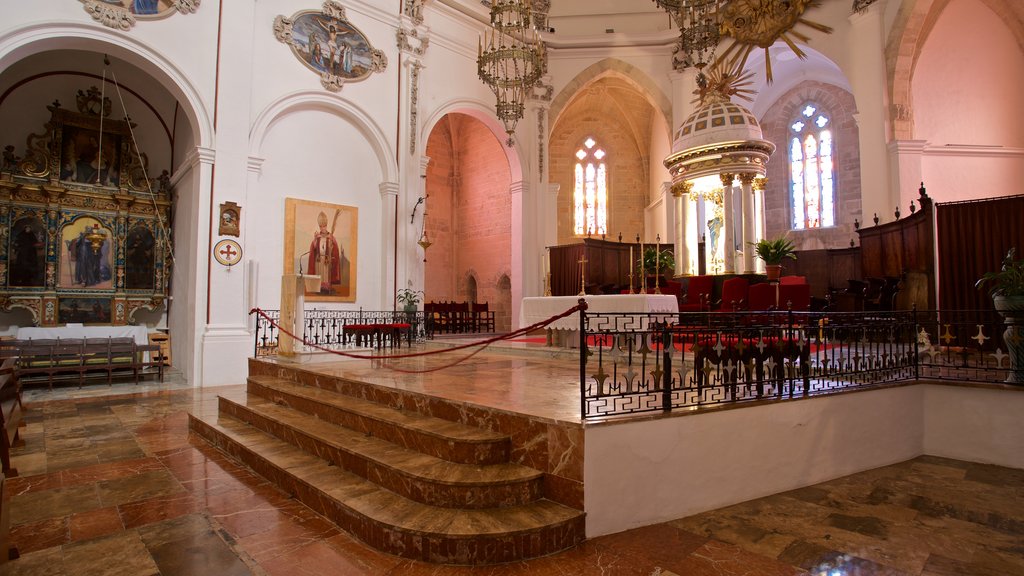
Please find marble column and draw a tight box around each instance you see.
[753,177,767,273]
[739,173,757,274]
[672,181,692,276]
[720,173,736,274]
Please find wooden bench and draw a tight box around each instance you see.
[7,338,164,389]
[0,358,23,477]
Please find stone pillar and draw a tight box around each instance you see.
[753,177,767,273]
[720,173,736,274]
[848,3,893,228]
[672,181,692,276]
[379,181,399,306]
[739,173,757,273]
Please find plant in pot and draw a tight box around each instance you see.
[975,247,1024,384]
[396,287,423,314]
[750,237,796,281]
[639,247,675,292]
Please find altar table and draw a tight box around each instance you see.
[16,324,151,346]
[520,294,678,347]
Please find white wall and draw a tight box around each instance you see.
[922,384,1024,469]
[585,383,1024,537]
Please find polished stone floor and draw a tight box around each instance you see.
[1,370,1022,575]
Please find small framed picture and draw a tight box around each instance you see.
[219,201,241,237]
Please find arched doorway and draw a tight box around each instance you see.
[422,113,512,331]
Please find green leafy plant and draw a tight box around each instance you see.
[749,237,797,266]
[639,247,675,276]
[975,248,1024,298]
[396,287,423,308]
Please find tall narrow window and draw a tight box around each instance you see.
[789,104,834,229]
[573,137,607,236]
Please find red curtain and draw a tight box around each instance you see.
[936,195,1024,310]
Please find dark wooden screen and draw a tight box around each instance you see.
[936,194,1024,311]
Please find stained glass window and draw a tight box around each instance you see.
[789,103,834,229]
[574,138,607,236]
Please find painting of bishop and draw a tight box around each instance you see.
[284,198,357,303]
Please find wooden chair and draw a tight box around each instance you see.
[107,339,138,384]
[778,283,811,311]
[14,343,54,389]
[679,275,714,312]
[52,339,85,387]
[747,283,777,311]
[135,344,165,382]
[474,302,495,333]
[715,277,750,312]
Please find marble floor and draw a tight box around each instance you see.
[1,369,1023,575]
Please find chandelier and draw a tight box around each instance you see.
[655,0,722,74]
[477,0,547,147]
[653,0,833,83]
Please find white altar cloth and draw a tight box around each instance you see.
[17,325,150,347]
[520,295,678,346]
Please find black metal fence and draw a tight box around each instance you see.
[250,305,1020,420]
[579,308,1020,419]
[253,309,432,357]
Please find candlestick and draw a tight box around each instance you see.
[639,240,646,294]
[628,245,634,294]
[578,255,588,296]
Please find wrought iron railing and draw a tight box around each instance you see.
[250,305,1020,419]
[252,309,433,357]
[579,308,1019,419]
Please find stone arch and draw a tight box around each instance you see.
[759,81,861,249]
[886,0,1024,140]
[420,98,523,183]
[250,90,397,183]
[549,58,672,136]
[0,23,211,147]
[465,273,478,304]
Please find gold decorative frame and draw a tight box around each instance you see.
[78,0,201,31]
[273,1,387,93]
[284,198,357,303]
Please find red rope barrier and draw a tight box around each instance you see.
[248,300,588,373]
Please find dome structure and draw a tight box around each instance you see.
[663,78,775,184]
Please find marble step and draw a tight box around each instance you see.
[247,375,510,465]
[219,394,543,509]
[189,412,585,565]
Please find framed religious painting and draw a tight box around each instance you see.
[58,297,112,324]
[59,217,115,290]
[283,198,358,303]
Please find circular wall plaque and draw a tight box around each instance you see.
[213,239,243,267]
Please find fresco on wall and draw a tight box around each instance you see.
[59,217,114,290]
[79,0,200,31]
[283,198,358,303]
[274,1,387,92]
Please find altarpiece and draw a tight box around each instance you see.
[0,86,172,326]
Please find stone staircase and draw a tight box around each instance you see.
[189,368,585,565]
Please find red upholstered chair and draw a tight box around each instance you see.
[715,277,749,312]
[779,275,806,285]
[778,282,811,311]
[678,275,714,312]
[747,282,777,311]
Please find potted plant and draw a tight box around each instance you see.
[396,287,423,313]
[975,248,1024,384]
[750,237,797,281]
[639,247,675,292]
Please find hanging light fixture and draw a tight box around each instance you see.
[654,0,722,79]
[477,0,547,147]
[653,0,833,83]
